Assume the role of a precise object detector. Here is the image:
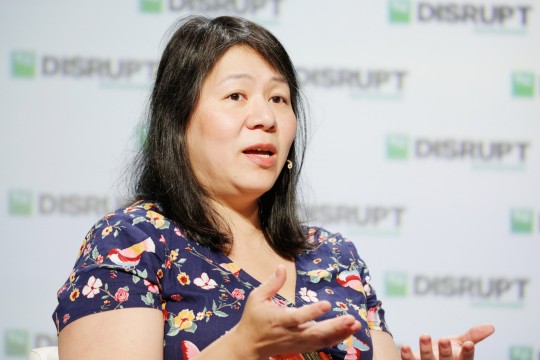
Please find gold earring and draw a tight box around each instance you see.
[286,160,293,169]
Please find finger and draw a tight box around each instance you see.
[419,334,435,360]
[300,314,361,347]
[437,338,453,360]
[459,341,475,360]
[251,265,287,301]
[280,301,332,328]
[400,344,416,360]
[458,324,495,344]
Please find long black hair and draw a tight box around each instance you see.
[131,15,309,259]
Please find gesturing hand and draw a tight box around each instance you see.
[400,324,495,360]
[232,265,361,359]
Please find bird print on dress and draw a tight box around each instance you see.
[336,270,365,295]
[107,237,156,267]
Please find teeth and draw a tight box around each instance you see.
[245,148,272,157]
[255,148,271,155]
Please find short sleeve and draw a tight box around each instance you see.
[343,238,391,334]
[53,207,166,332]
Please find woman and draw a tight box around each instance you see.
[53,15,494,359]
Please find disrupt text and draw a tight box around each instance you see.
[167,0,283,15]
[418,3,532,25]
[42,56,157,79]
[414,275,529,300]
[297,68,407,91]
[38,194,111,216]
[309,205,405,227]
[415,139,529,161]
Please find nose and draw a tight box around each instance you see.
[245,97,277,131]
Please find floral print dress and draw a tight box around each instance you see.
[53,201,390,360]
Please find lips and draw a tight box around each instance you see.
[243,149,273,157]
[242,144,277,156]
[242,144,277,168]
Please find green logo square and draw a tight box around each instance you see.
[4,329,30,356]
[385,272,408,297]
[389,0,411,23]
[140,0,162,13]
[510,209,533,234]
[512,72,535,97]
[510,346,533,360]
[11,51,36,78]
[386,134,409,160]
[8,189,33,216]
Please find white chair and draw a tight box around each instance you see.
[28,346,59,360]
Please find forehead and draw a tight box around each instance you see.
[204,45,284,83]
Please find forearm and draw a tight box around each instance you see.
[372,330,401,360]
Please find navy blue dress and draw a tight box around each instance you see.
[53,201,390,359]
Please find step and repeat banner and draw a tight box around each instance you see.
[1,1,539,359]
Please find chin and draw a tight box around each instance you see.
[237,180,276,197]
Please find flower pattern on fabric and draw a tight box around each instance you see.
[53,201,390,360]
[193,273,218,290]
[299,287,319,303]
[82,276,102,298]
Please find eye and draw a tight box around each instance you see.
[227,93,245,101]
[270,95,288,104]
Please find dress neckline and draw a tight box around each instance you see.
[216,252,299,307]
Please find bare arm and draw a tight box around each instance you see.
[372,329,401,360]
[58,308,164,360]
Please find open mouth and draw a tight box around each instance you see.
[242,148,274,157]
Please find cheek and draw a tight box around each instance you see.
[189,112,233,150]
[199,108,238,140]
[283,117,297,149]
[187,117,241,181]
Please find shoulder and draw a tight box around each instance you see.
[90,201,180,241]
[101,200,169,228]
[78,201,193,264]
[302,225,362,261]
[53,201,182,332]
[303,225,353,248]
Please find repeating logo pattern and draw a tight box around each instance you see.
[10,51,157,88]
[7,190,115,217]
[8,189,34,216]
[139,0,284,16]
[4,330,30,356]
[3,2,538,358]
[297,67,408,100]
[11,51,36,78]
[3,330,57,357]
[388,0,534,33]
[509,346,534,360]
[140,0,162,12]
[384,272,530,307]
[308,204,406,236]
[510,209,536,234]
[512,72,536,97]
[385,134,531,170]
[385,272,408,297]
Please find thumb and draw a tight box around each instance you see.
[252,264,287,301]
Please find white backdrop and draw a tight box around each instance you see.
[1,1,539,359]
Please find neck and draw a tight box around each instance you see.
[209,197,262,241]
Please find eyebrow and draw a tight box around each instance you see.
[217,73,288,85]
